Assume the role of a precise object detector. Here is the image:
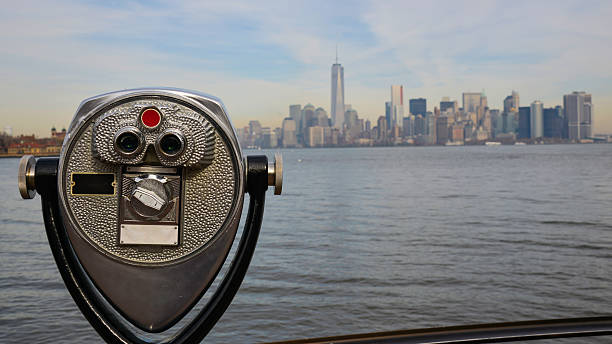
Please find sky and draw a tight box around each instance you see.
[1,0,611,137]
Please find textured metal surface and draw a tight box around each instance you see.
[64,128,236,263]
[92,99,215,168]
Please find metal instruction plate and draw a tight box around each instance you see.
[119,224,179,246]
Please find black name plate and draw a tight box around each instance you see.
[71,173,116,196]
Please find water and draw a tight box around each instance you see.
[1,145,611,343]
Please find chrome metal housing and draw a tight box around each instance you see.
[56,88,246,331]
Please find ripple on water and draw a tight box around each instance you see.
[1,146,611,343]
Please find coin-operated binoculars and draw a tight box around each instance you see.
[18,88,282,343]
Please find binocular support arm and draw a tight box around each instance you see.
[35,155,272,344]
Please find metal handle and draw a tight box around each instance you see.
[267,153,283,195]
[18,155,37,199]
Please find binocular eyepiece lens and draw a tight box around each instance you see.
[117,132,140,153]
[159,132,184,156]
[113,127,144,157]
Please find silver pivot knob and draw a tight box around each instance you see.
[129,175,171,219]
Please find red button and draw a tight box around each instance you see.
[141,108,161,128]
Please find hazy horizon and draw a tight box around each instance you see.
[1,1,611,137]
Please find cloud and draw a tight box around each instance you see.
[1,0,611,136]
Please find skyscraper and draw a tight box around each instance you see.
[435,116,449,145]
[426,112,436,144]
[281,117,297,147]
[331,55,345,129]
[490,109,502,137]
[564,91,592,140]
[390,85,404,129]
[502,111,517,134]
[385,101,392,130]
[440,97,457,114]
[530,101,543,138]
[289,104,302,139]
[414,114,426,136]
[518,107,531,139]
[315,107,330,127]
[503,91,520,113]
[409,98,427,117]
[462,92,481,114]
[583,100,592,139]
[377,116,388,142]
[543,106,564,138]
[403,115,414,138]
[300,104,316,144]
[290,105,301,124]
[248,120,263,147]
[479,91,488,123]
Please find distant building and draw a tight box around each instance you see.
[463,121,474,141]
[409,98,427,117]
[440,98,457,113]
[564,91,592,140]
[301,103,316,140]
[530,100,543,139]
[248,120,263,147]
[462,92,481,114]
[51,127,66,142]
[249,120,262,136]
[414,114,426,136]
[403,115,414,138]
[290,104,301,128]
[503,91,520,113]
[436,116,449,145]
[377,116,388,143]
[426,112,436,144]
[261,127,277,148]
[518,107,531,139]
[385,101,392,130]
[331,60,345,129]
[474,127,489,141]
[281,117,297,147]
[478,91,488,123]
[327,128,340,146]
[490,109,502,137]
[451,123,465,142]
[482,109,492,135]
[502,111,517,134]
[344,107,361,141]
[543,106,564,138]
[315,107,330,127]
[344,108,358,128]
[391,85,404,129]
[307,126,325,147]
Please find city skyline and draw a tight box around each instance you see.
[233,82,601,149]
[1,1,612,137]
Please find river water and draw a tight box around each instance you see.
[1,145,611,343]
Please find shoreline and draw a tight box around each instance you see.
[1,141,610,157]
[0,153,59,158]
